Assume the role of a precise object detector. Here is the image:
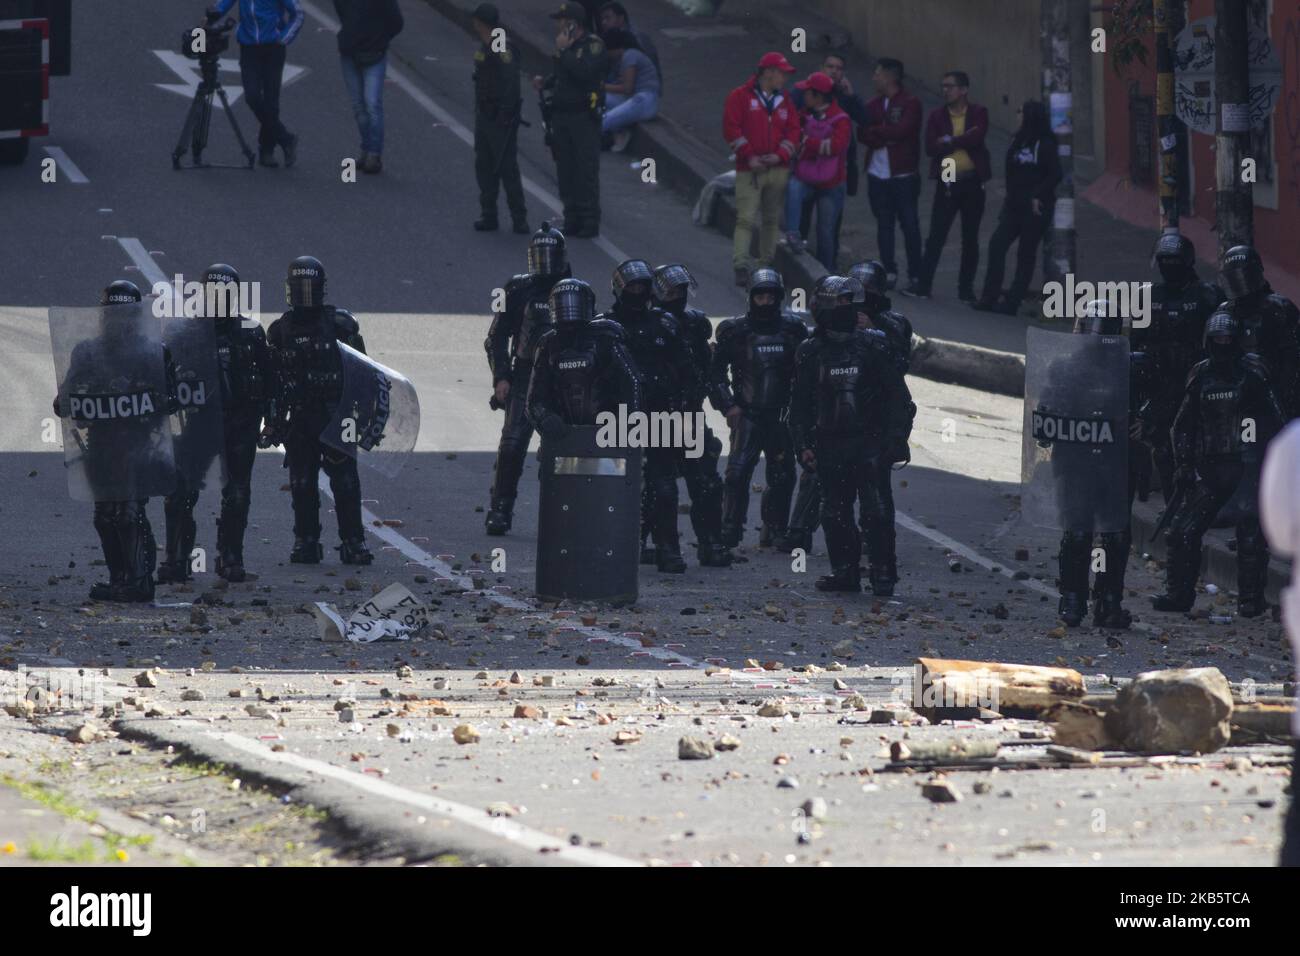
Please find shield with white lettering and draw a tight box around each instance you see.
[319,343,421,477]
[163,315,225,489]
[1021,326,1130,532]
[49,305,176,502]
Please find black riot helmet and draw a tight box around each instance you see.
[748,268,784,324]
[203,262,240,319]
[611,258,654,309]
[1151,233,1196,287]
[1073,299,1124,336]
[286,256,326,308]
[814,276,856,334]
[1220,244,1266,300]
[651,263,696,313]
[1203,308,1241,366]
[549,278,597,326]
[528,221,568,278]
[100,280,143,305]
[848,260,890,311]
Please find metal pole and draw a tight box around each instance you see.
[1214,0,1253,255]
[1041,0,1075,282]
[1154,0,1178,232]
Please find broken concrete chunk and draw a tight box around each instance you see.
[1106,667,1233,755]
[678,737,714,760]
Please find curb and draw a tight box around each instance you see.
[418,0,1028,398]
[1131,503,1291,605]
[115,718,599,867]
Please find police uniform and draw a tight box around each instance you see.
[472,4,528,232]
[545,4,607,237]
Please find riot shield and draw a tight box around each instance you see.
[319,342,421,478]
[163,315,224,490]
[49,305,176,502]
[1021,327,1130,533]
[535,425,642,605]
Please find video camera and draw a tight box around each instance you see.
[181,12,234,61]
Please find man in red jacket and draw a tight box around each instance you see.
[903,70,993,301]
[858,58,924,291]
[784,72,851,271]
[723,52,801,287]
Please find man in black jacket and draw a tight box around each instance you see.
[334,0,404,174]
[471,3,528,233]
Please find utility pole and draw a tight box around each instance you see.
[1041,0,1075,282]
[1154,0,1178,232]
[1214,0,1253,256]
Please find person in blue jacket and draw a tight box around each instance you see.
[208,0,304,167]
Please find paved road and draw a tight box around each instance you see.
[0,0,1294,867]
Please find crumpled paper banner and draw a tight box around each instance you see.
[314,582,431,643]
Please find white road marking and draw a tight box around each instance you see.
[41,146,88,184]
[152,51,308,104]
[298,0,632,266]
[155,719,642,866]
[114,237,169,288]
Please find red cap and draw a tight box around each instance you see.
[757,51,796,73]
[795,71,834,94]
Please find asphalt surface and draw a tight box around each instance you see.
[0,0,1295,867]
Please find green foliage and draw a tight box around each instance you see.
[1108,0,1155,74]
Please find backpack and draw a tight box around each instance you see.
[795,110,848,188]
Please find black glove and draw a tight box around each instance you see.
[888,438,911,466]
[51,395,63,418]
[539,414,570,441]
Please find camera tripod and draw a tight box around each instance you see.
[171,54,255,170]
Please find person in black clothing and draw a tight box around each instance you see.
[1152,309,1286,617]
[471,3,529,232]
[334,0,404,174]
[1221,244,1300,421]
[601,259,698,572]
[972,100,1059,315]
[710,269,807,549]
[265,256,373,566]
[53,281,178,603]
[1135,234,1222,500]
[483,222,572,535]
[651,263,732,568]
[789,276,913,593]
[597,2,660,86]
[157,264,276,585]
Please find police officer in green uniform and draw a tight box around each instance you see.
[471,4,530,234]
[532,2,607,238]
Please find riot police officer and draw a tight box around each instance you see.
[651,263,732,567]
[157,264,276,584]
[526,278,642,432]
[789,276,913,593]
[1221,244,1300,420]
[710,268,807,548]
[484,222,572,534]
[532,3,607,238]
[471,3,529,234]
[601,259,697,573]
[1136,234,1222,499]
[53,281,177,602]
[1052,304,1139,628]
[265,256,373,566]
[1152,309,1285,617]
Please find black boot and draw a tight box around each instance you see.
[290,537,323,564]
[1152,543,1198,612]
[656,547,687,574]
[652,478,686,573]
[1237,532,1270,618]
[1058,592,1088,626]
[696,539,734,567]
[639,541,658,565]
[758,525,784,548]
[1092,590,1132,629]
[90,503,126,601]
[215,510,248,582]
[158,498,196,584]
[113,503,156,603]
[777,529,813,553]
[339,538,374,565]
[868,563,897,598]
[816,568,862,592]
[485,497,514,536]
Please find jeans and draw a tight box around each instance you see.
[918,176,987,294]
[239,43,293,150]
[602,90,659,133]
[785,177,845,270]
[733,165,790,271]
[866,173,923,281]
[341,53,387,155]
